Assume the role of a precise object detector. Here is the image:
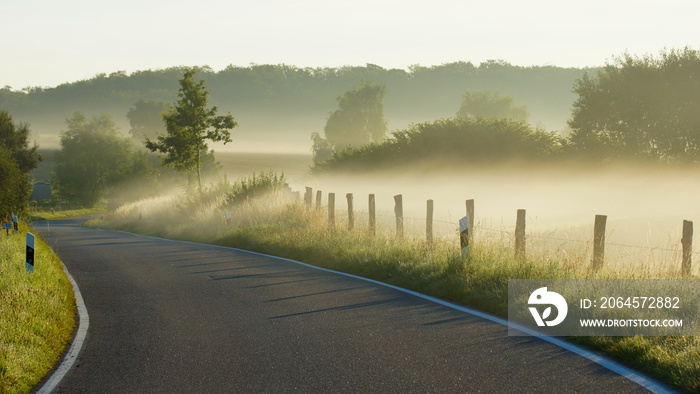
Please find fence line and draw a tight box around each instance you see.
[328,208,698,254]
[291,186,695,276]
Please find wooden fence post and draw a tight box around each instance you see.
[347,193,354,231]
[315,190,322,210]
[426,199,434,246]
[466,199,475,244]
[328,193,335,230]
[515,209,526,259]
[592,215,607,271]
[369,194,376,236]
[682,220,693,277]
[394,194,404,239]
[304,187,313,209]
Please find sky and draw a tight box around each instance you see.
[3,0,700,89]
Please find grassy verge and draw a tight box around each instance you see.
[0,222,76,393]
[90,192,699,392]
[28,207,107,221]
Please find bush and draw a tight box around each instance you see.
[0,147,31,218]
[225,171,287,205]
[312,117,562,173]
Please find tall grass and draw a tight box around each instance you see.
[0,223,75,393]
[94,175,699,392]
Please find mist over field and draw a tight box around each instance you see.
[285,164,697,275]
[183,143,700,278]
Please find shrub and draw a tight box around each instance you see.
[312,117,562,173]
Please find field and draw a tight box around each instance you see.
[290,162,700,277]
[216,151,312,181]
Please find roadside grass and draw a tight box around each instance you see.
[90,189,699,392]
[0,222,76,393]
[28,207,107,222]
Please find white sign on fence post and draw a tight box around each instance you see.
[459,216,470,257]
[26,232,35,273]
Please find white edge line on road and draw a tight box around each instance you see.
[36,257,89,394]
[100,228,677,394]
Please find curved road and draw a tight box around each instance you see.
[34,218,653,392]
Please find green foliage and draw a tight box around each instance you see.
[0,110,39,217]
[0,110,41,174]
[52,112,150,207]
[323,82,387,151]
[126,99,169,143]
[145,68,237,191]
[313,117,562,173]
[456,90,529,122]
[0,147,31,218]
[226,171,287,205]
[568,47,700,161]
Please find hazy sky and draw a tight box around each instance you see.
[3,0,699,89]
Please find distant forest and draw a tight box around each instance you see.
[0,62,592,151]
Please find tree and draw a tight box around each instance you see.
[146,68,237,191]
[0,110,41,173]
[310,132,333,164]
[0,110,40,217]
[126,99,169,143]
[0,147,31,218]
[456,90,529,122]
[568,47,700,161]
[52,112,145,207]
[323,82,387,150]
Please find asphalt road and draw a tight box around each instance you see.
[34,218,653,393]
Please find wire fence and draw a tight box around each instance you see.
[293,186,697,276]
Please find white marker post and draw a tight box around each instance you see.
[26,232,35,273]
[459,216,470,257]
[226,211,232,226]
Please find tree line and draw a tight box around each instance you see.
[0,61,589,140]
[313,47,700,172]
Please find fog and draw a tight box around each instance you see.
[288,165,700,276]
